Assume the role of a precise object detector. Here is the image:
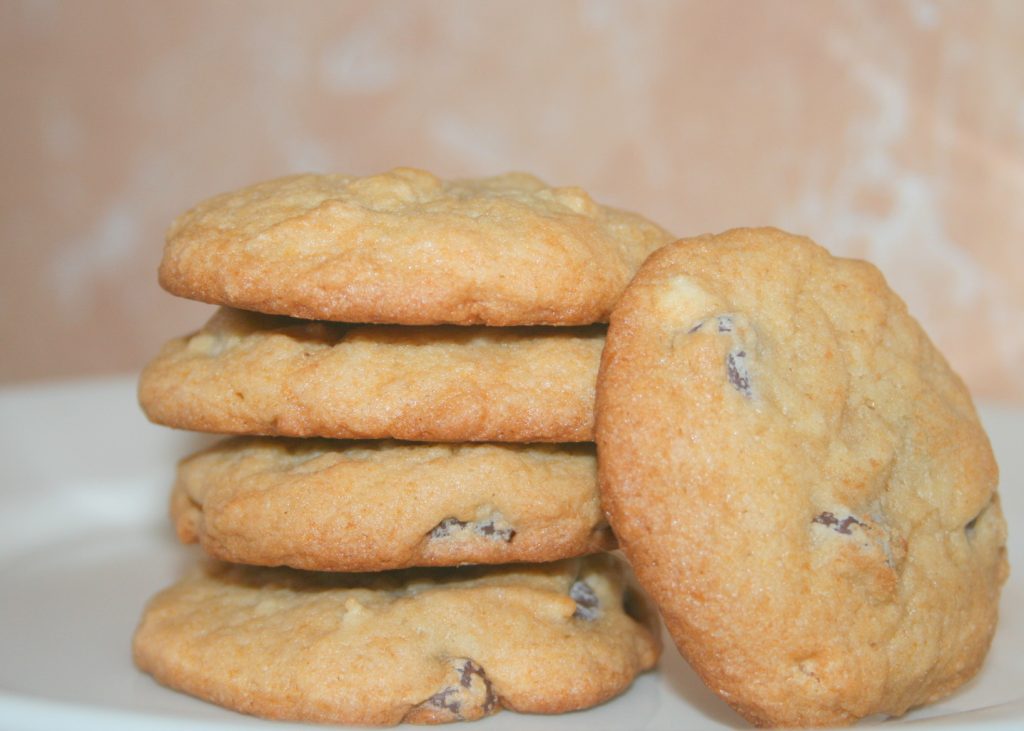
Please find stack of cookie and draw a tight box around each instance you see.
[133,168,672,725]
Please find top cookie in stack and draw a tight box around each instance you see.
[158,167,673,327]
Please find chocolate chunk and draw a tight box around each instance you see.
[428,516,515,542]
[458,659,497,713]
[423,686,462,716]
[813,511,865,535]
[419,659,497,720]
[689,314,736,334]
[726,349,753,396]
[570,579,600,620]
[475,520,515,542]
[465,659,498,716]
[428,517,467,539]
[413,655,497,716]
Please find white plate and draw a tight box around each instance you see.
[0,377,1020,730]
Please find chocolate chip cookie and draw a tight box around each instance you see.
[133,555,660,725]
[139,307,602,442]
[172,437,612,571]
[158,168,674,326]
[596,227,1009,726]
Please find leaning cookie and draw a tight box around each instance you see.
[172,437,613,571]
[139,307,602,442]
[596,228,1009,727]
[133,555,660,725]
[159,168,674,326]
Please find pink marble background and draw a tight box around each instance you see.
[2,0,1022,402]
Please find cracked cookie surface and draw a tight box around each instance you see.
[158,168,674,326]
[132,555,660,725]
[596,227,1008,727]
[139,307,603,442]
[172,438,613,571]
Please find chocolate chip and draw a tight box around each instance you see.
[475,520,515,542]
[726,349,753,396]
[458,659,497,713]
[419,659,497,720]
[570,579,600,620]
[689,314,737,334]
[423,686,462,716]
[428,517,467,539]
[428,516,515,542]
[459,661,478,687]
[813,511,865,535]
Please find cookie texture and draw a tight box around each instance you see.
[139,307,602,442]
[172,437,613,571]
[158,168,674,326]
[133,555,661,725]
[596,228,1009,727]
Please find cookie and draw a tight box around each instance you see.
[595,228,1009,727]
[139,307,602,442]
[172,437,613,571]
[158,168,674,326]
[133,555,660,725]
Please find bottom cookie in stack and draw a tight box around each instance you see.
[133,556,660,725]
